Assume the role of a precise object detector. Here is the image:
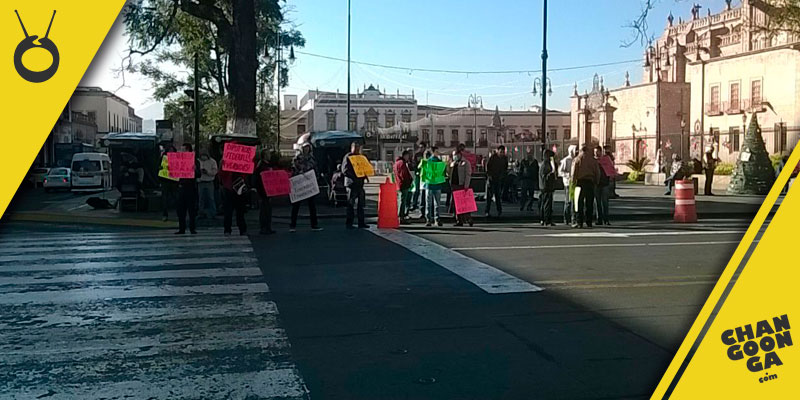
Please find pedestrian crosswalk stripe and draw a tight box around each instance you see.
[0,240,254,255]
[0,231,309,399]
[0,267,264,286]
[0,256,258,272]
[0,246,253,263]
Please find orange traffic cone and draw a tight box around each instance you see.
[378,177,400,229]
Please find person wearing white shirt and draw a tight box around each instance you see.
[558,145,578,225]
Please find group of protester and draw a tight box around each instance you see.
[391,141,620,228]
[157,141,372,236]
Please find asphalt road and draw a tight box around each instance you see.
[0,215,760,400]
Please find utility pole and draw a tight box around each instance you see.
[347,0,351,132]
[468,94,482,155]
[276,30,281,150]
[541,0,548,154]
[193,53,200,153]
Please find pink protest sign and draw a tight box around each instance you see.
[222,143,256,173]
[453,189,478,215]
[260,170,291,197]
[167,152,195,179]
[462,151,477,172]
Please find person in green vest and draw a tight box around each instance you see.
[158,144,178,222]
[424,147,447,227]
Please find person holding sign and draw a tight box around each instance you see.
[174,143,200,235]
[158,145,178,222]
[449,150,473,227]
[218,141,251,236]
[342,142,369,229]
[254,149,279,235]
[290,143,322,232]
[423,147,447,227]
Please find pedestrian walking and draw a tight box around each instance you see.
[703,147,719,196]
[485,145,508,217]
[539,149,557,226]
[198,150,218,219]
[518,152,539,213]
[449,150,473,227]
[664,154,685,195]
[559,145,577,225]
[342,142,369,229]
[175,143,199,235]
[410,142,427,212]
[594,146,615,226]
[416,150,432,221]
[394,150,413,223]
[158,145,178,222]
[571,145,600,228]
[219,143,250,236]
[254,149,277,235]
[290,143,322,232]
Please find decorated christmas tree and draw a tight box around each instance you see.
[728,113,775,195]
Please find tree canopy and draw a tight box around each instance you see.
[122,0,304,144]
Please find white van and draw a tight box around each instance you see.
[71,153,112,192]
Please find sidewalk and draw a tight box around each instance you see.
[4,180,766,229]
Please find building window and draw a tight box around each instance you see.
[480,129,487,145]
[751,79,762,108]
[401,112,411,133]
[422,129,430,143]
[564,128,571,139]
[536,129,543,141]
[451,129,459,145]
[549,128,558,141]
[436,129,445,145]
[326,112,336,131]
[508,129,515,140]
[710,85,720,114]
[297,124,306,135]
[349,113,357,131]
[466,129,474,143]
[385,113,395,128]
[776,123,787,153]
[730,128,740,152]
[729,82,740,111]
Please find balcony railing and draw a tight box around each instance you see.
[722,101,743,115]
[704,103,723,116]
[707,97,767,116]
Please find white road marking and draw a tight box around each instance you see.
[369,228,542,294]
[452,240,743,251]
[525,230,745,238]
[0,232,308,399]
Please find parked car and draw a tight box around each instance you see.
[43,168,71,192]
[28,168,50,188]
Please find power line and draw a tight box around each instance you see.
[296,50,640,75]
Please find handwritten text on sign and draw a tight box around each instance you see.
[260,170,291,197]
[289,170,320,203]
[348,155,374,178]
[453,189,478,215]
[167,152,195,179]
[222,143,256,173]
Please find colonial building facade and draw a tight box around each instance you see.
[287,85,570,161]
[573,0,800,170]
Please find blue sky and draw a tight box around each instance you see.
[85,0,732,120]
[285,0,731,111]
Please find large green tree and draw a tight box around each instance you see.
[123,0,304,142]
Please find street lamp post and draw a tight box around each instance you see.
[532,77,552,153]
[347,0,351,132]
[468,94,482,154]
[540,0,549,153]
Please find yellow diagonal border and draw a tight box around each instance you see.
[652,143,800,398]
[0,1,125,216]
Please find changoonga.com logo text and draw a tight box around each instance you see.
[721,314,793,383]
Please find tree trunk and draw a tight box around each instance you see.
[226,0,257,136]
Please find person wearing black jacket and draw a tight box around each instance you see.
[539,149,557,227]
[518,153,539,212]
[254,149,277,235]
[175,143,200,235]
[485,145,508,217]
[342,142,369,229]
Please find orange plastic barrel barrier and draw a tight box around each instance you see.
[378,178,400,229]
[674,179,698,223]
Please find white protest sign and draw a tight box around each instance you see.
[289,170,320,203]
